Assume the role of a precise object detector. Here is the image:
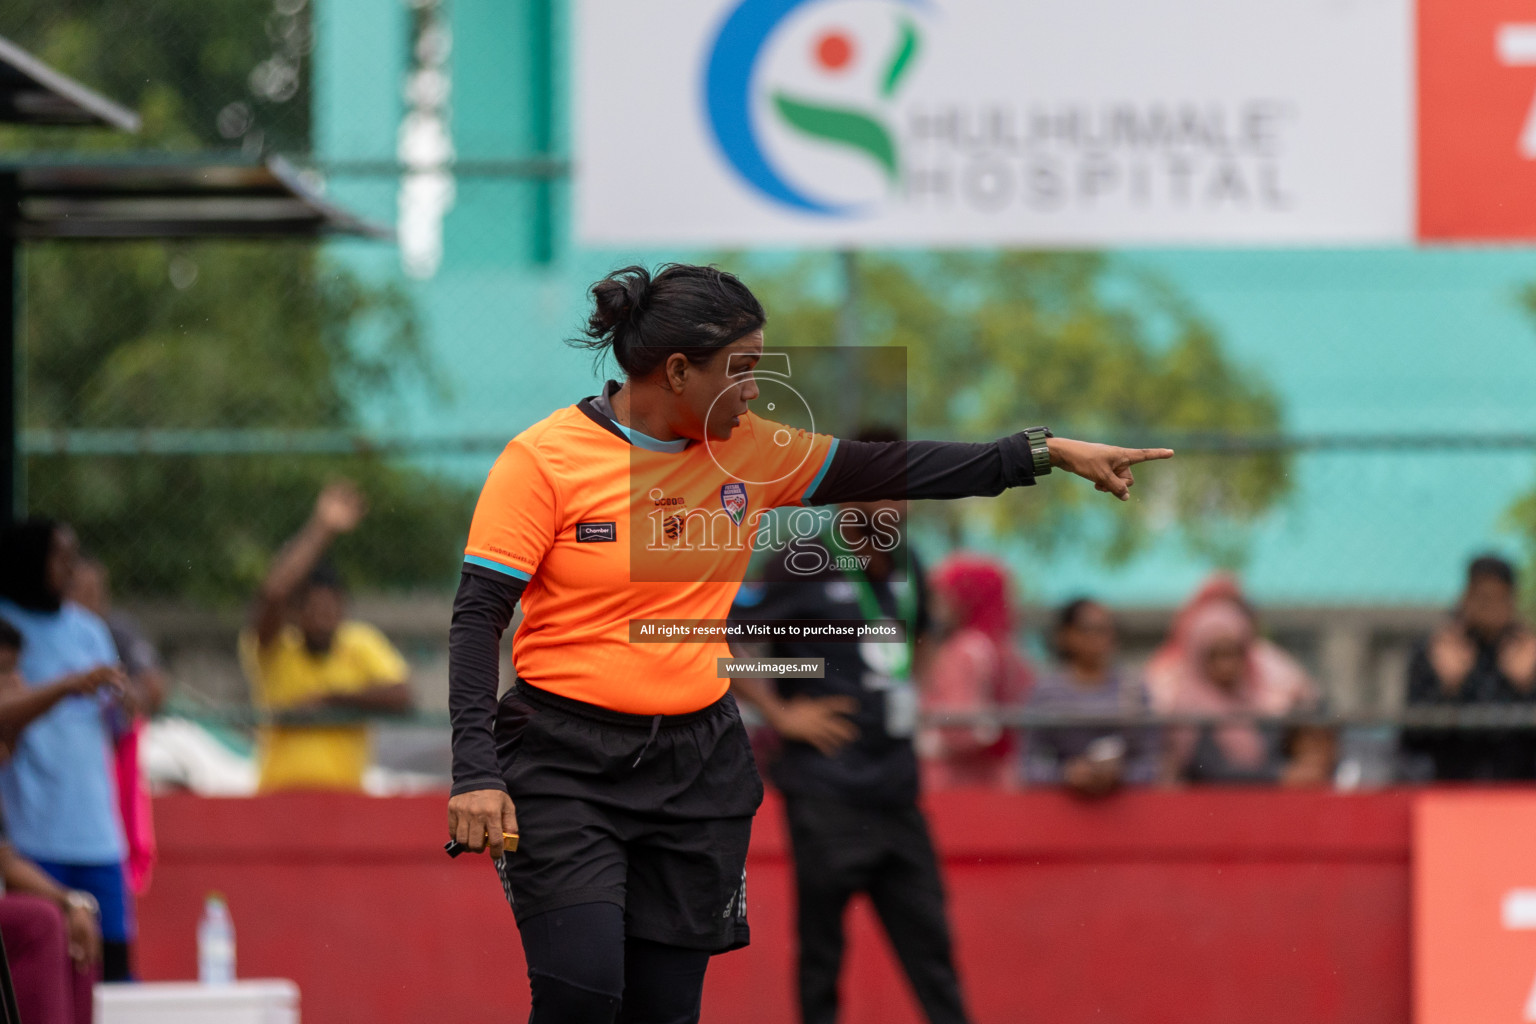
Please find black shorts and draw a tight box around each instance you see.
[491,680,764,952]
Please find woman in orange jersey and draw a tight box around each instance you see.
[447,263,1172,1024]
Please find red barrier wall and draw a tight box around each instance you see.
[138,789,1413,1024]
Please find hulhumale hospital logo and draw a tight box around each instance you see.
[704,0,928,215]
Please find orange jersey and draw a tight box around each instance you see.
[465,401,837,714]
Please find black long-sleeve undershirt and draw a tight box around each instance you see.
[806,433,1035,504]
[449,565,524,796]
[447,432,1039,795]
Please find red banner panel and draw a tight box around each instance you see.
[139,790,1412,1024]
[1419,0,1536,238]
[1415,792,1536,1024]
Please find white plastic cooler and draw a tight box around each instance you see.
[94,979,299,1024]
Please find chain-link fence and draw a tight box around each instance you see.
[6,2,1536,792]
[32,434,1533,792]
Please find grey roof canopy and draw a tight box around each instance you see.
[0,35,139,130]
[0,36,390,525]
[1,157,391,240]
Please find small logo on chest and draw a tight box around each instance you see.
[576,521,617,543]
[720,482,748,525]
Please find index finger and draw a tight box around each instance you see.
[1125,448,1175,464]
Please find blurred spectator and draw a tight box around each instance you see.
[730,490,974,1024]
[1400,555,1536,780]
[241,482,413,792]
[919,555,1033,789]
[1146,576,1332,786]
[68,559,161,897]
[68,559,166,716]
[1023,598,1163,796]
[0,520,135,981]
[0,796,101,1024]
[0,621,119,762]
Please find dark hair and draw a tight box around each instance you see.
[574,264,766,378]
[1052,597,1102,660]
[0,618,22,654]
[0,519,64,613]
[300,559,347,598]
[1468,554,1517,589]
[1055,597,1100,633]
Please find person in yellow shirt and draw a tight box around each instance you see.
[241,482,414,791]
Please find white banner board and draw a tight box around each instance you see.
[574,0,1413,246]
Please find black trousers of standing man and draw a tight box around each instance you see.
[784,795,971,1024]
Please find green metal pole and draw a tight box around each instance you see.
[530,0,554,264]
[0,174,17,523]
[837,249,862,428]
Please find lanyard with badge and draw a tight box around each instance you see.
[822,526,920,737]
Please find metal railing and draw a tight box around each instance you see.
[163,705,1536,731]
[22,429,1536,458]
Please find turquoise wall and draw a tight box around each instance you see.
[1011,249,1536,607]
[313,0,1536,609]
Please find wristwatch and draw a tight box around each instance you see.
[63,890,99,916]
[1024,426,1053,477]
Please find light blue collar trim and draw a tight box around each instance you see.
[614,421,691,453]
[592,382,690,453]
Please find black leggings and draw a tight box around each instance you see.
[102,940,132,983]
[519,902,711,1024]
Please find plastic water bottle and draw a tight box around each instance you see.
[197,893,236,984]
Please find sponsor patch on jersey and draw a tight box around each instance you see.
[720,482,748,525]
[576,521,617,543]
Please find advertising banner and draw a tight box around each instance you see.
[1415,792,1536,1024]
[575,0,1415,246]
[1419,0,1536,240]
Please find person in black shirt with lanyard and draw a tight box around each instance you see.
[729,428,968,1024]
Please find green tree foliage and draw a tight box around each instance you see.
[744,252,1290,565]
[3,3,473,601]
[1,0,310,153]
[22,242,473,602]
[1505,284,1536,605]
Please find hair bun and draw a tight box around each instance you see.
[569,263,766,380]
[587,266,652,337]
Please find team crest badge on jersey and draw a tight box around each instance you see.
[720,482,748,525]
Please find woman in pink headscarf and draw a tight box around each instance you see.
[919,555,1034,789]
[1147,576,1333,785]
